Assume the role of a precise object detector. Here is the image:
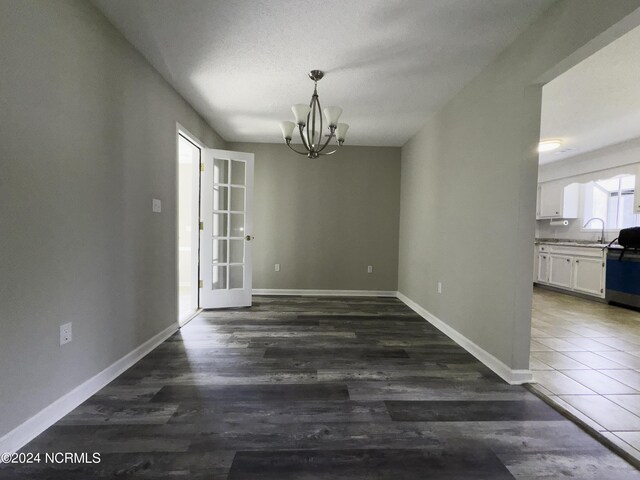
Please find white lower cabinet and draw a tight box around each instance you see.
[572,257,605,296]
[534,244,605,299]
[548,255,573,289]
[537,253,549,283]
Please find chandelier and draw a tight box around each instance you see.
[279,70,349,159]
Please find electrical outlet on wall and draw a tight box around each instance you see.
[367,265,373,274]
[152,198,162,213]
[275,263,280,272]
[60,322,72,346]
[437,282,442,294]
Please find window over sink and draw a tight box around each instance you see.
[583,174,640,230]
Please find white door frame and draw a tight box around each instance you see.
[175,123,204,326]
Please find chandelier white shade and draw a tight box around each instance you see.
[279,121,296,139]
[323,106,343,126]
[336,123,349,142]
[280,70,349,159]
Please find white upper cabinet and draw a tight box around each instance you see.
[536,181,579,219]
[537,182,563,218]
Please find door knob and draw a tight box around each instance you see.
[245,235,254,241]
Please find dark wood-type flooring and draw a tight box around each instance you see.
[3,296,639,478]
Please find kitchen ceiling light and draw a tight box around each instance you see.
[279,70,349,159]
[538,139,563,152]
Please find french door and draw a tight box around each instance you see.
[199,149,254,308]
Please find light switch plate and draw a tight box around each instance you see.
[367,265,373,274]
[152,199,162,213]
[437,282,442,294]
[275,264,280,272]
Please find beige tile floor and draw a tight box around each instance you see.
[530,287,640,461]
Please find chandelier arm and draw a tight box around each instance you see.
[311,85,318,148]
[298,123,310,151]
[317,127,337,153]
[316,95,323,151]
[318,148,339,156]
[286,141,309,156]
[305,114,312,153]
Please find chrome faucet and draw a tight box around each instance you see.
[583,217,606,244]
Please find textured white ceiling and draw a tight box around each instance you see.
[92,0,554,146]
[540,24,640,164]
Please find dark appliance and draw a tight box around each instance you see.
[606,248,640,309]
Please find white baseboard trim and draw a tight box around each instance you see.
[253,289,398,297]
[0,322,178,455]
[179,308,202,327]
[396,291,533,385]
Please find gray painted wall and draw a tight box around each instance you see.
[398,0,640,371]
[0,0,225,438]
[227,143,401,292]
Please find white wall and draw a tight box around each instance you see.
[398,0,640,375]
[0,0,225,440]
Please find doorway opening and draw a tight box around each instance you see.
[177,130,202,325]
[530,24,640,459]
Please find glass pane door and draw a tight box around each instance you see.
[200,148,254,309]
[212,157,247,290]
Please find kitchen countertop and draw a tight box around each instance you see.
[535,238,621,249]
